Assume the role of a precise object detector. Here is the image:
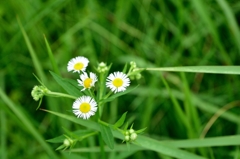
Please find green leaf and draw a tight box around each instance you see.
[163,135,240,148]
[114,112,128,128]
[32,73,46,87]
[36,97,43,110]
[100,86,138,104]
[99,122,115,149]
[216,0,240,54]
[42,109,208,159]
[44,35,60,75]
[135,136,206,159]
[135,127,147,134]
[50,71,83,97]
[56,144,66,151]
[0,89,58,159]
[47,129,93,143]
[69,144,144,153]
[123,122,129,131]
[146,66,240,74]
[122,63,128,73]
[17,17,47,83]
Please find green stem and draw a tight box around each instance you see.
[103,91,112,100]
[98,119,109,126]
[98,119,124,134]
[98,133,106,159]
[98,72,106,118]
[88,89,95,99]
[81,131,98,140]
[46,91,77,99]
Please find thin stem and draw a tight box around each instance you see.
[103,91,112,100]
[98,72,106,118]
[88,89,95,99]
[98,133,106,159]
[46,91,77,99]
[98,119,109,127]
[81,131,98,139]
[98,119,124,134]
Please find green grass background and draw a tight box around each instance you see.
[1,0,240,158]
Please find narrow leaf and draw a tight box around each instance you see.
[50,71,83,97]
[99,123,115,149]
[114,112,128,128]
[163,135,240,148]
[100,86,138,103]
[47,129,93,143]
[42,109,208,159]
[36,97,43,110]
[135,127,147,134]
[136,136,206,159]
[33,73,46,87]
[17,17,47,83]
[122,63,128,73]
[123,122,129,131]
[44,35,60,75]
[0,89,58,159]
[146,66,240,75]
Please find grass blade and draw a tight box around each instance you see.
[44,35,60,75]
[0,89,58,159]
[191,0,232,64]
[216,0,240,53]
[17,17,46,83]
[145,66,240,74]
[163,135,240,148]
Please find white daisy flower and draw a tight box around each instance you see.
[77,72,98,91]
[67,56,89,73]
[106,72,130,93]
[72,96,97,119]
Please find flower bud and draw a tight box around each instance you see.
[129,129,135,134]
[130,61,136,68]
[31,86,48,101]
[130,133,137,141]
[97,62,108,73]
[125,135,130,141]
[63,138,74,148]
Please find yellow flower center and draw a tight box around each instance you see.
[112,78,123,87]
[74,62,84,70]
[79,103,91,113]
[84,78,93,88]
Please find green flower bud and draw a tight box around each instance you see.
[130,133,137,141]
[130,61,136,68]
[63,138,73,147]
[125,135,130,141]
[129,129,135,134]
[97,62,108,73]
[31,86,48,101]
[125,130,129,136]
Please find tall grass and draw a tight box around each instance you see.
[1,0,240,158]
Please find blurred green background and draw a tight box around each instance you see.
[1,0,240,158]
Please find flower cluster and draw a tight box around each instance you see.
[31,85,49,101]
[67,56,131,120]
[124,128,138,142]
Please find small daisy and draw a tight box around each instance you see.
[72,96,97,119]
[77,72,98,91]
[106,72,130,93]
[67,56,89,73]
